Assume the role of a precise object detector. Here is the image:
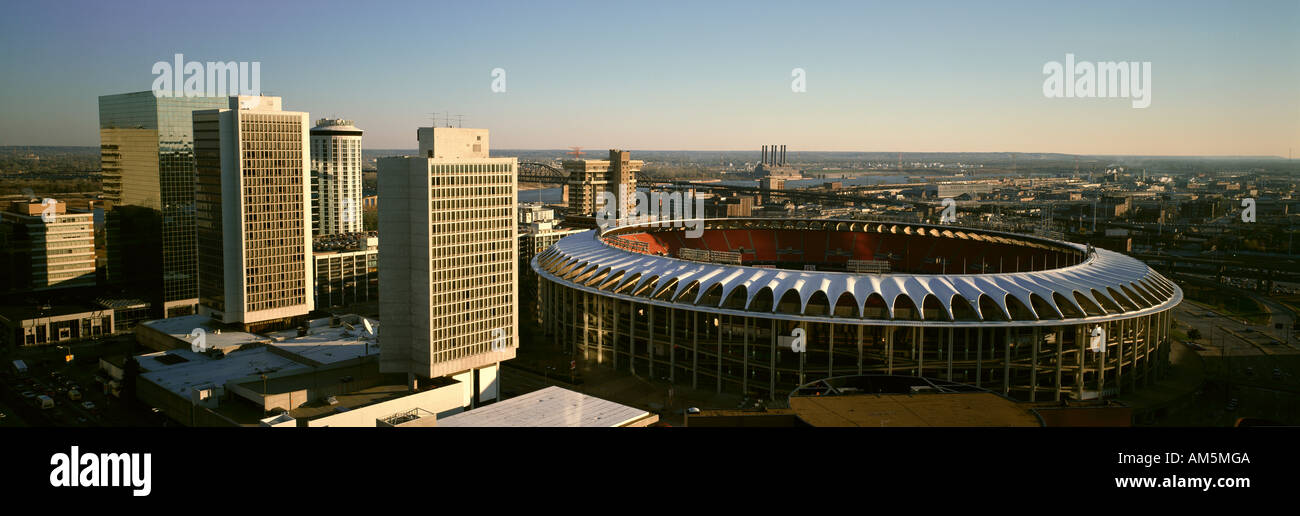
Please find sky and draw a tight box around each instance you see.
[0,0,1297,156]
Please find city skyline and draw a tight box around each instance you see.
[0,0,1296,156]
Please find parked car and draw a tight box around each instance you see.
[81,401,95,411]
[21,390,36,400]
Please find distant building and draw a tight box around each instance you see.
[193,96,313,332]
[929,182,996,200]
[0,200,95,291]
[755,144,801,179]
[759,176,786,205]
[378,127,516,404]
[0,300,114,349]
[703,195,754,218]
[565,149,642,218]
[312,232,378,309]
[310,119,364,236]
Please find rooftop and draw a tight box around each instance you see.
[138,347,306,398]
[437,386,655,427]
[138,314,269,350]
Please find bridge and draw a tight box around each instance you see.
[518,162,930,209]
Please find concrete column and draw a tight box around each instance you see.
[1054,326,1064,401]
[628,303,636,375]
[1030,327,1040,402]
[669,309,676,383]
[648,306,655,378]
[596,295,603,364]
[692,312,699,389]
[1003,329,1011,396]
[582,292,589,360]
[1076,325,1085,400]
[612,298,619,369]
[742,317,749,395]
[975,328,983,387]
[716,315,723,393]
[886,327,895,375]
[1144,314,1153,387]
[770,318,777,400]
[1116,318,1124,392]
[1098,321,1108,398]
[916,326,923,377]
[856,325,864,375]
[946,327,954,381]
[828,322,834,377]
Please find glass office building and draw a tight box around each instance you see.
[99,92,230,318]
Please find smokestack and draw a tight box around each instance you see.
[762,145,767,165]
[781,145,786,165]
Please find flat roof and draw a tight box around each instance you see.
[138,347,307,397]
[265,318,377,365]
[789,392,1041,427]
[139,314,269,350]
[437,386,653,427]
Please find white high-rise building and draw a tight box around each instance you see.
[378,127,517,405]
[310,119,363,235]
[193,96,313,331]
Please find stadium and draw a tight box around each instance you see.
[532,218,1183,402]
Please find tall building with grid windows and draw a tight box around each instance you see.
[193,96,313,332]
[99,92,232,317]
[310,119,363,236]
[378,127,517,405]
[0,200,96,291]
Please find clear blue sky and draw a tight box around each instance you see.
[1,0,1297,156]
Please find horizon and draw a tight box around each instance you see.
[1,143,1291,160]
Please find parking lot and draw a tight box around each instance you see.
[2,337,164,427]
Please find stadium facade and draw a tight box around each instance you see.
[532,218,1182,401]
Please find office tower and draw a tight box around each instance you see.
[99,92,232,317]
[378,127,516,403]
[192,96,313,331]
[309,119,364,236]
[564,149,642,217]
[0,200,95,290]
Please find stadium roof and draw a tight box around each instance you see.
[533,218,1181,326]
